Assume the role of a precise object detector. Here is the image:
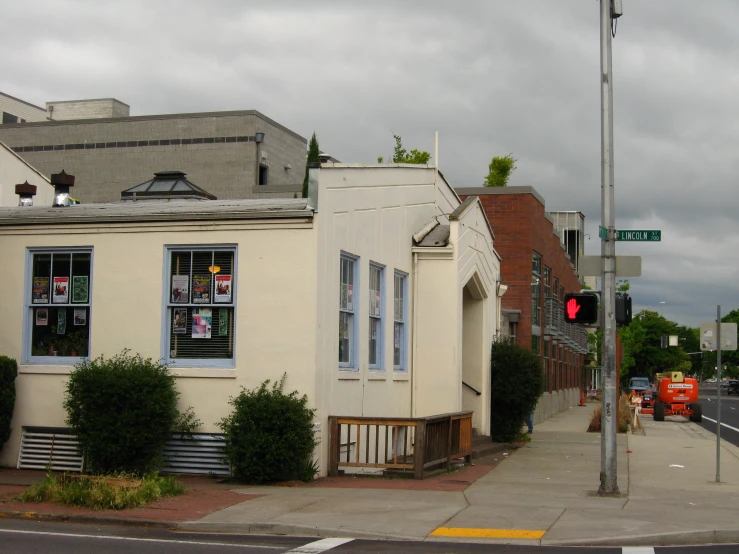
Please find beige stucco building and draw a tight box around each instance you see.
[0,163,501,475]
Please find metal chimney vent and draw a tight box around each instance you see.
[51,170,75,207]
[15,182,37,207]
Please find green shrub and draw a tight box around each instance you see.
[64,351,186,475]
[490,339,543,443]
[0,356,18,449]
[19,472,185,510]
[219,374,316,484]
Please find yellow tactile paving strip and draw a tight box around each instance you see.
[429,527,547,539]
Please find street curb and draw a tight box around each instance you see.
[178,520,424,541]
[543,529,739,547]
[0,510,177,530]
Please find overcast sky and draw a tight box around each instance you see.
[2,0,737,328]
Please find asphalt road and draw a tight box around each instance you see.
[1,520,739,554]
[697,385,739,448]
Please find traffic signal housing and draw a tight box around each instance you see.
[563,293,599,324]
[616,293,632,325]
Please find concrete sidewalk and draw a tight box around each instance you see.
[180,405,739,546]
[3,404,739,547]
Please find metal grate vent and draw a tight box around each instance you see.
[17,428,84,472]
[161,433,230,476]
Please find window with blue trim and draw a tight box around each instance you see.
[393,271,407,371]
[26,248,92,363]
[339,254,358,369]
[165,246,236,365]
[368,263,384,370]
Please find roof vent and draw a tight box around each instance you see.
[15,181,37,206]
[51,170,75,207]
[121,171,216,201]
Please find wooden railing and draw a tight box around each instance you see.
[328,411,473,479]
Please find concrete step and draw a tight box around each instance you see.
[471,435,512,459]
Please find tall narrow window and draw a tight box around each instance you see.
[339,254,358,369]
[165,246,236,367]
[368,264,384,370]
[532,252,542,327]
[393,271,407,371]
[26,248,92,363]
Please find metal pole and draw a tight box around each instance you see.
[716,305,722,482]
[599,0,619,495]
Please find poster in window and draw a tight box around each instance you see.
[53,277,69,304]
[340,284,347,310]
[57,308,67,335]
[72,276,89,303]
[171,275,189,303]
[33,277,50,304]
[173,308,187,334]
[214,275,232,303]
[192,275,211,303]
[73,308,87,326]
[374,291,381,316]
[218,308,228,336]
[35,308,48,326]
[192,308,212,339]
[347,284,353,311]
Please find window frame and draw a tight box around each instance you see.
[393,271,408,372]
[339,252,359,370]
[162,244,238,369]
[23,246,94,365]
[368,263,385,371]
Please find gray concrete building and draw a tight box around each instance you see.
[0,98,307,203]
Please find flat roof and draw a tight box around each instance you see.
[0,198,312,226]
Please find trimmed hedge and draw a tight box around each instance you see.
[64,351,182,475]
[219,375,316,484]
[490,339,543,443]
[0,356,18,449]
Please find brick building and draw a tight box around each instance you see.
[0,97,307,203]
[457,186,589,419]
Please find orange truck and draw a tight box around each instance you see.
[640,371,702,422]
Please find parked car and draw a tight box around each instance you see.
[728,380,739,395]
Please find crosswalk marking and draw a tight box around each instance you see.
[287,537,355,553]
[622,548,654,554]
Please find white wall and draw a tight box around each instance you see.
[0,143,55,207]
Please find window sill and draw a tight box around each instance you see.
[338,370,360,380]
[169,368,237,379]
[20,364,75,375]
[392,372,410,381]
[367,372,386,381]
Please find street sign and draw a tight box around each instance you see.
[700,322,738,351]
[578,255,642,277]
[599,226,608,240]
[617,230,661,241]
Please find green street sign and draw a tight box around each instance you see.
[599,226,608,239]
[617,230,661,242]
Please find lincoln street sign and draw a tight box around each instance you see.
[618,230,661,241]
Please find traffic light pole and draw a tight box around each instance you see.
[599,0,619,496]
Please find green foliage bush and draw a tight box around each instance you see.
[490,339,543,443]
[0,356,18,449]
[64,351,186,475]
[219,374,316,484]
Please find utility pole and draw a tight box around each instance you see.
[599,0,621,496]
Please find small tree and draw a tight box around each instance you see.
[219,374,316,484]
[302,132,320,198]
[64,351,187,475]
[490,339,543,442]
[378,135,431,164]
[484,154,517,187]
[0,356,18,449]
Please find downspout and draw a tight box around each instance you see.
[411,250,419,418]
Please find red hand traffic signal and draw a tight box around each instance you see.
[563,293,598,324]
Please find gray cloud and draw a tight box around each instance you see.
[3,0,738,326]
